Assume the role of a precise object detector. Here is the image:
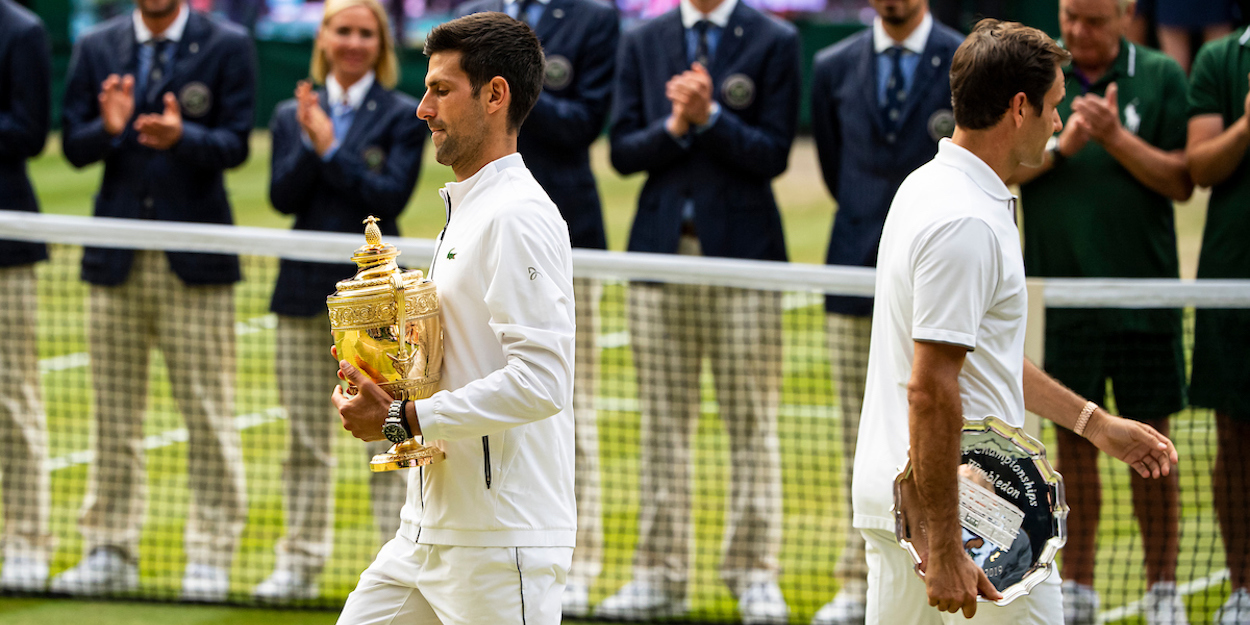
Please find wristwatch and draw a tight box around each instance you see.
[383,399,413,445]
[1047,136,1067,167]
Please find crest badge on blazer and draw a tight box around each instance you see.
[721,73,755,110]
[363,146,386,172]
[544,55,573,90]
[179,82,212,118]
[928,109,956,141]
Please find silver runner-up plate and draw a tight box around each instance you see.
[892,416,1068,605]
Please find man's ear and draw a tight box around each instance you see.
[1011,92,1029,128]
[484,76,511,117]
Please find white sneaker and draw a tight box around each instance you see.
[49,548,138,596]
[1216,588,1250,625]
[594,580,687,620]
[739,581,789,625]
[252,569,319,602]
[1062,580,1100,625]
[561,582,591,618]
[811,589,866,625]
[1143,582,1189,625]
[0,557,48,592]
[180,563,229,603]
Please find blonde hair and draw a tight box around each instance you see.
[310,0,400,89]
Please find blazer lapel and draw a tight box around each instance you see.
[116,22,139,78]
[711,3,747,78]
[896,31,946,128]
[857,34,886,136]
[662,12,688,78]
[534,0,572,41]
[156,11,206,104]
[340,82,385,150]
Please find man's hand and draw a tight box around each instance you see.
[331,360,394,442]
[1071,82,1122,145]
[665,74,691,137]
[668,62,714,126]
[1057,110,1091,158]
[133,93,183,150]
[296,81,335,156]
[924,546,1003,618]
[99,74,135,137]
[1083,410,1178,478]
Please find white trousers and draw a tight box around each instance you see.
[862,528,1063,625]
[337,535,572,625]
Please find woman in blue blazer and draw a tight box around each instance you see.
[256,0,425,602]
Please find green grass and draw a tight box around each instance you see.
[2,133,1226,623]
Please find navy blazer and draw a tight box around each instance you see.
[458,0,618,250]
[268,82,425,317]
[610,3,799,261]
[62,10,256,286]
[811,21,963,315]
[0,0,50,267]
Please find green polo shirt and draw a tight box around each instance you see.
[1187,29,1250,418]
[1189,27,1250,280]
[1021,39,1187,334]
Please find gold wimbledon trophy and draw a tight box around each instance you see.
[328,216,444,471]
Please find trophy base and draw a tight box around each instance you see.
[370,439,445,472]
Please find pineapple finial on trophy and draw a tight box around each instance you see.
[363,215,383,247]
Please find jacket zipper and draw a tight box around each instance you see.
[429,188,452,277]
[431,187,493,490]
[482,436,492,489]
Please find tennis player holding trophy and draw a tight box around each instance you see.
[331,13,576,625]
[856,19,1179,624]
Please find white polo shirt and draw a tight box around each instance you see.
[851,139,1028,531]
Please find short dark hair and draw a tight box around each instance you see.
[950,19,1071,130]
[423,13,545,132]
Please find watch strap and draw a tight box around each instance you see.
[397,399,413,438]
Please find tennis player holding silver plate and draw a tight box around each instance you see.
[893,416,1067,605]
[851,19,1179,624]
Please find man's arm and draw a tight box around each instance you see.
[1071,81,1193,201]
[0,19,50,161]
[697,32,800,180]
[1187,113,1248,186]
[169,34,256,170]
[335,206,575,443]
[809,52,841,200]
[909,340,1003,618]
[1022,358,1177,477]
[608,32,689,175]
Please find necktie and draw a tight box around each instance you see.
[146,39,172,104]
[693,20,711,67]
[884,46,907,132]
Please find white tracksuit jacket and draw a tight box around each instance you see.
[404,153,577,548]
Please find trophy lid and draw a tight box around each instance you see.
[332,216,425,296]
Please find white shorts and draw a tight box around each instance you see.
[336,535,572,625]
[862,528,1063,625]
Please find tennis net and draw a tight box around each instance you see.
[1,210,1248,623]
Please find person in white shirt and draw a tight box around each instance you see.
[852,19,1179,625]
[331,12,576,625]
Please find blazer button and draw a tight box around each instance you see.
[143,197,155,209]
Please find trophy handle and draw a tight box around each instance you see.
[371,438,445,471]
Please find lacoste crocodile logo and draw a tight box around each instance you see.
[446,248,457,260]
